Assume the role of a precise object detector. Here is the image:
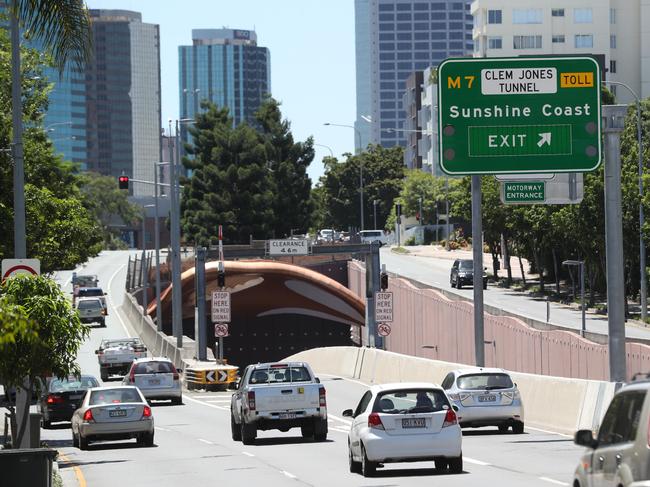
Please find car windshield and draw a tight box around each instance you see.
[79,288,102,297]
[457,373,514,390]
[134,361,174,374]
[102,339,140,349]
[249,366,311,384]
[50,376,99,392]
[89,388,142,405]
[459,260,473,270]
[373,389,449,414]
[361,231,381,237]
[77,299,101,309]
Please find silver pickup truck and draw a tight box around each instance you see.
[230,362,327,445]
[95,338,147,381]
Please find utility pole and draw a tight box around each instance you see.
[471,175,485,367]
[194,247,207,361]
[603,105,628,383]
[168,124,182,349]
[153,165,162,331]
[445,178,451,251]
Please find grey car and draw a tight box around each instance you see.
[76,297,106,327]
[441,368,524,433]
[574,379,650,487]
[71,386,154,449]
[450,259,488,289]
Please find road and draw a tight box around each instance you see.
[37,251,585,487]
[380,247,650,341]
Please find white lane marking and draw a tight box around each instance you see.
[242,451,255,457]
[281,471,297,479]
[526,426,572,438]
[318,373,370,388]
[198,438,214,445]
[206,399,231,404]
[539,477,569,486]
[329,427,350,434]
[183,394,230,411]
[464,456,491,466]
[107,262,130,336]
[155,426,171,432]
[326,413,352,426]
[191,395,228,399]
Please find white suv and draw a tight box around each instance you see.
[359,230,388,246]
[574,379,650,486]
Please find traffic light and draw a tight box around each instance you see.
[395,203,402,216]
[217,261,226,288]
[380,271,389,290]
[118,175,129,190]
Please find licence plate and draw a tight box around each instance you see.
[109,410,127,417]
[478,395,497,402]
[279,413,296,419]
[402,418,426,428]
[148,379,161,385]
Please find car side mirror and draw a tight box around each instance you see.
[104,292,107,295]
[452,405,459,412]
[574,429,597,448]
[342,409,354,418]
[315,377,321,384]
[94,350,99,354]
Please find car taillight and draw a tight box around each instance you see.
[368,412,384,430]
[46,394,64,404]
[247,391,256,411]
[142,405,152,418]
[319,387,326,407]
[83,409,94,422]
[128,366,136,384]
[443,408,458,428]
[171,364,179,381]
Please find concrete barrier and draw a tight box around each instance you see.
[285,346,616,436]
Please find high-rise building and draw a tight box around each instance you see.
[402,71,424,169]
[471,0,650,103]
[178,28,271,150]
[354,0,474,151]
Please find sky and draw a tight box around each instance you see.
[85,0,357,183]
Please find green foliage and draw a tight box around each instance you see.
[0,27,102,271]
[315,144,405,230]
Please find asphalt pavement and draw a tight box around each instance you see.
[380,247,650,340]
[37,251,585,487]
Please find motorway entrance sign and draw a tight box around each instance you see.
[503,181,545,203]
[437,56,601,175]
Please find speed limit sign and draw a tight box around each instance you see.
[214,323,229,338]
[377,323,391,337]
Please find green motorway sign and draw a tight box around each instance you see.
[437,56,601,175]
[503,181,545,203]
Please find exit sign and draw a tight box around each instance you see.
[503,181,545,204]
[437,56,601,175]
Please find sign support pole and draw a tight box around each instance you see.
[472,175,485,367]
[603,105,628,382]
[195,247,207,361]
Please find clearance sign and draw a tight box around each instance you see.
[437,56,601,175]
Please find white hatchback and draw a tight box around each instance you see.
[343,382,463,477]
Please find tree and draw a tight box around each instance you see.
[79,172,142,249]
[0,275,89,447]
[181,102,275,244]
[256,98,314,236]
[318,145,405,230]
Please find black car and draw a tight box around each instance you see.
[450,259,488,289]
[39,375,100,428]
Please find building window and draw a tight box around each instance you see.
[610,8,616,24]
[513,35,542,49]
[552,35,565,43]
[552,8,565,17]
[610,60,617,73]
[574,34,593,48]
[487,10,502,24]
[574,8,593,23]
[513,9,543,24]
[488,36,502,49]
[610,35,616,48]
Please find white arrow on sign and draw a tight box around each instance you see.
[537,132,552,147]
[205,370,229,382]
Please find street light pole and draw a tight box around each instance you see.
[153,165,162,331]
[324,122,364,230]
[603,81,646,322]
[10,3,25,260]
[168,121,182,348]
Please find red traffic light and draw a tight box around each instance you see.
[118,175,129,190]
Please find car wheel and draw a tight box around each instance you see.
[78,433,89,451]
[142,431,154,447]
[72,429,79,448]
[435,459,448,472]
[300,423,314,438]
[361,445,376,477]
[100,370,108,382]
[100,318,106,327]
[171,396,182,405]
[313,418,328,442]
[498,424,509,434]
[348,444,361,474]
[483,282,487,290]
[241,421,256,445]
[448,454,463,474]
[513,421,524,434]
[42,418,52,429]
[231,414,242,441]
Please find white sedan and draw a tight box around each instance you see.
[343,382,463,477]
[71,386,154,450]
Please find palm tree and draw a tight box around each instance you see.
[8,0,92,449]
